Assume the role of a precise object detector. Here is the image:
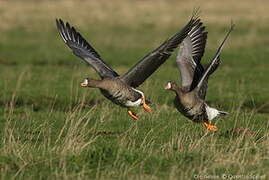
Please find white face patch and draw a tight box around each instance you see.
[83,78,89,85]
[81,78,89,87]
[165,82,171,90]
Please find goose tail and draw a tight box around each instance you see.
[218,110,229,117]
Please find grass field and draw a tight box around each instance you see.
[1,0,269,179]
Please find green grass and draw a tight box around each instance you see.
[1,0,269,179]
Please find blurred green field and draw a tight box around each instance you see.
[1,0,269,179]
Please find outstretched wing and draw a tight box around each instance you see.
[120,14,200,88]
[196,23,235,91]
[56,19,119,79]
[198,58,221,99]
[176,20,207,94]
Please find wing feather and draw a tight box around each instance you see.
[176,20,207,91]
[196,23,235,91]
[56,19,118,79]
[120,14,200,88]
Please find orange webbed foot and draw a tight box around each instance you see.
[127,110,139,120]
[143,103,152,113]
[141,96,152,112]
[203,122,218,131]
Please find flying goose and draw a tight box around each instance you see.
[165,21,234,131]
[56,15,199,120]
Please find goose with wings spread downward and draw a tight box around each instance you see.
[56,15,199,120]
[165,21,234,131]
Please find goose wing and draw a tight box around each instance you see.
[56,19,119,79]
[176,20,207,95]
[120,15,199,88]
[196,23,235,92]
[198,58,220,99]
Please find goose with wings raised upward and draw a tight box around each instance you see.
[56,15,199,120]
[165,21,234,131]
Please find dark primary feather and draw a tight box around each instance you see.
[189,22,207,64]
[176,19,207,94]
[196,23,235,91]
[56,19,119,79]
[196,57,221,96]
[120,14,200,88]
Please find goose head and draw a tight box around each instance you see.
[165,81,186,96]
[165,81,179,91]
[80,78,100,87]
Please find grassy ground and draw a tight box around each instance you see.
[1,0,269,179]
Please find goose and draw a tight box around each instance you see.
[56,15,199,120]
[165,21,234,131]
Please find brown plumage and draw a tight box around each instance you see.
[81,77,141,107]
[56,14,200,119]
[165,21,234,130]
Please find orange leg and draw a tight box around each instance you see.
[141,96,152,112]
[127,110,139,120]
[203,122,218,131]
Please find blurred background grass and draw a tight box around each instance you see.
[0,0,269,179]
